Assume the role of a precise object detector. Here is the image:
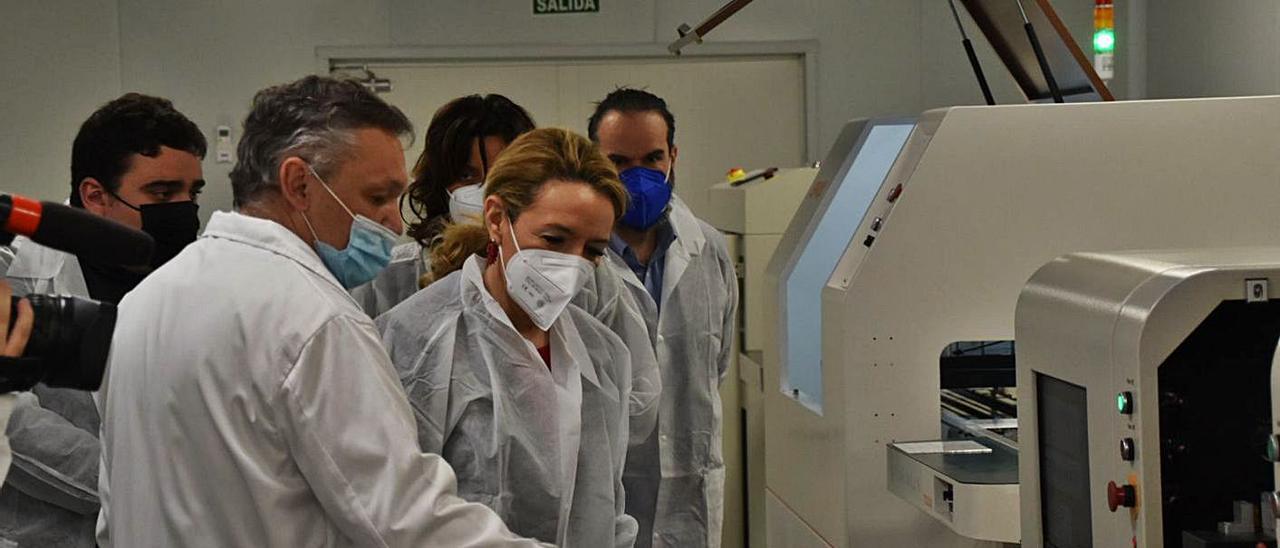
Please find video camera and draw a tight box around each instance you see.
[0,193,155,392]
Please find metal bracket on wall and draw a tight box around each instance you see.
[329,64,392,94]
[668,0,756,55]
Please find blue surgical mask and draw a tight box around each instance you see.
[299,165,398,289]
[618,166,673,230]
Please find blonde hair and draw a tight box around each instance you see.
[423,127,628,285]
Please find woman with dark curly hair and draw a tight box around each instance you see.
[351,94,535,318]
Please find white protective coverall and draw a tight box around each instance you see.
[612,197,738,548]
[355,241,663,449]
[0,239,100,548]
[377,255,638,547]
[350,240,426,318]
[96,211,546,547]
[573,254,661,451]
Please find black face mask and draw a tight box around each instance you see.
[104,188,202,269]
[138,201,200,268]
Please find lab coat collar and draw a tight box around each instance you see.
[202,211,346,294]
[603,251,647,298]
[659,195,704,303]
[460,255,521,335]
[459,255,600,388]
[5,236,89,297]
[666,195,706,259]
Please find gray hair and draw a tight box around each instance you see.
[230,75,413,207]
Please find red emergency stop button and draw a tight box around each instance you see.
[1107,481,1136,512]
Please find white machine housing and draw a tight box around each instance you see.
[1017,249,1280,547]
[763,96,1280,547]
[704,167,817,548]
[706,168,817,356]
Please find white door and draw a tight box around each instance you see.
[356,55,807,218]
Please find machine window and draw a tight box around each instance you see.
[780,122,913,413]
[940,341,1017,441]
[1036,373,1093,548]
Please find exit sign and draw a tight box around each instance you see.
[534,0,599,15]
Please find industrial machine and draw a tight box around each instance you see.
[707,167,818,363]
[1018,249,1280,547]
[706,167,817,548]
[763,96,1280,547]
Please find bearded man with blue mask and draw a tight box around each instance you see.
[587,88,739,548]
[95,76,545,548]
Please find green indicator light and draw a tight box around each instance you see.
[1117,391,1133,414]
[1094,29,1116,54]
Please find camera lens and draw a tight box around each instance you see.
[9,295,115,390]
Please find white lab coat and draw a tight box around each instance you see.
[377,255,638,547]
[350,241,427,318]
[612,197,738,548]
[573,256,662,450]
[0,238,99,547]
[2,237,89,296]
[95,211,545,548]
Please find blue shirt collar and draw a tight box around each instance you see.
[608,217,676,267]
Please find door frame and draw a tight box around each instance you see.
[316,41,820,164]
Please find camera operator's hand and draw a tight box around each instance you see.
[0,281,33,358]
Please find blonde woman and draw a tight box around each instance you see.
[378,128,640,547]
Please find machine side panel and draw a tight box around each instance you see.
[765,490,835,548]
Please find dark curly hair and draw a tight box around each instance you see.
[403,94,535,247]
[230,75,414,208]
[426,128,625,284]
[69,93,206,207]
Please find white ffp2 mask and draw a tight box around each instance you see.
[499,218,592,331]
[448,183,485,225]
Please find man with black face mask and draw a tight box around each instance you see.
[0,93,206,547]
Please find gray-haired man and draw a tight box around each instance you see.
[95,76,545,547]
